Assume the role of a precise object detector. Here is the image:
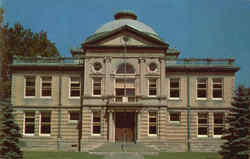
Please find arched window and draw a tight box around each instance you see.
[116,63,135,74]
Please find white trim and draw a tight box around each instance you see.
[40,76,52,98]
[24,76,36,98]
[197,135,208,138]
[213,135,222,138]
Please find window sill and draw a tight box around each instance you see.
[92,134,101,136]
[212,98,223,101]
[148,134,158,137]
[68,97,80,99]
[40,97,52,99]
[24,96,36,99]
[169,121,181,124]
[196,98,208,101]
[68,120,78,124]
[197,135,208,138]
[213,135,222,138]
[168,98,181,101]
[39,134,51,136]
[23,134,34,136]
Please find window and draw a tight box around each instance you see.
[115,78,135,102]
[149,63,157,72]
[93,62,102,72]
[148,79,157,96]
[92,112,101,135]
[212,78,223,99]
[70,77,80,97]
[169,112,181,122]
[25,76,36,97]
[169,78,180,98]
[197,78,208,99]
[40,112,51,135]
[41,76,52,97]
[198,112,209,137]
[149,112,157,136]
[214,113,225,137]
[24,112,35,135]
[93,78,102,96]
[69,111,80,122]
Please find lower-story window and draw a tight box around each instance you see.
[92,111,101,135]
[214,112,225,137]
[40,112,51,135]
[169,112,181,122]
[24,112,35,135]
[198,112,209,137]
[149,112,157,136]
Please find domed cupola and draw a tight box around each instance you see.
[92,11,160,40]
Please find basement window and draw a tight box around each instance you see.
[169,112,181,123]
[69,111,80,123]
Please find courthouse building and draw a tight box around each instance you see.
[10,11,239,152]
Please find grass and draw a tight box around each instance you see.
[23,151,104,159]
[144,152,221,159]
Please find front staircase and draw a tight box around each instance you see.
[89,143,159,154]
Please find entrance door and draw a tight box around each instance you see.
[115,112,135,142]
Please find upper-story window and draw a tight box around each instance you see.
[212,78,223,99]
[115,78,135,102]
[93,78,102,96]
[148,79,157,96]
[116,63,135,74]
[70,77,80,98]
[41,76,52,97]
[197,78,208,99]
[115,63,136,102]
[169,78,180,99]
[24,76,36,97]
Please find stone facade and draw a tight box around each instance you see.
[10,11,239,152]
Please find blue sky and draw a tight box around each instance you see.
[1,0,250,87]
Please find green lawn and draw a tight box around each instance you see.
[24,151,104,159]
[144,152,221,159]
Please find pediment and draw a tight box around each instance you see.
[83,25,168,47]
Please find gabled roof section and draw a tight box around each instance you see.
[82,25,169,47]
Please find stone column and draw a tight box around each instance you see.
[108,111,114,142]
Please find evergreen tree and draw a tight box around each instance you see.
[219,86,250,159]
[0,103,23,159]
